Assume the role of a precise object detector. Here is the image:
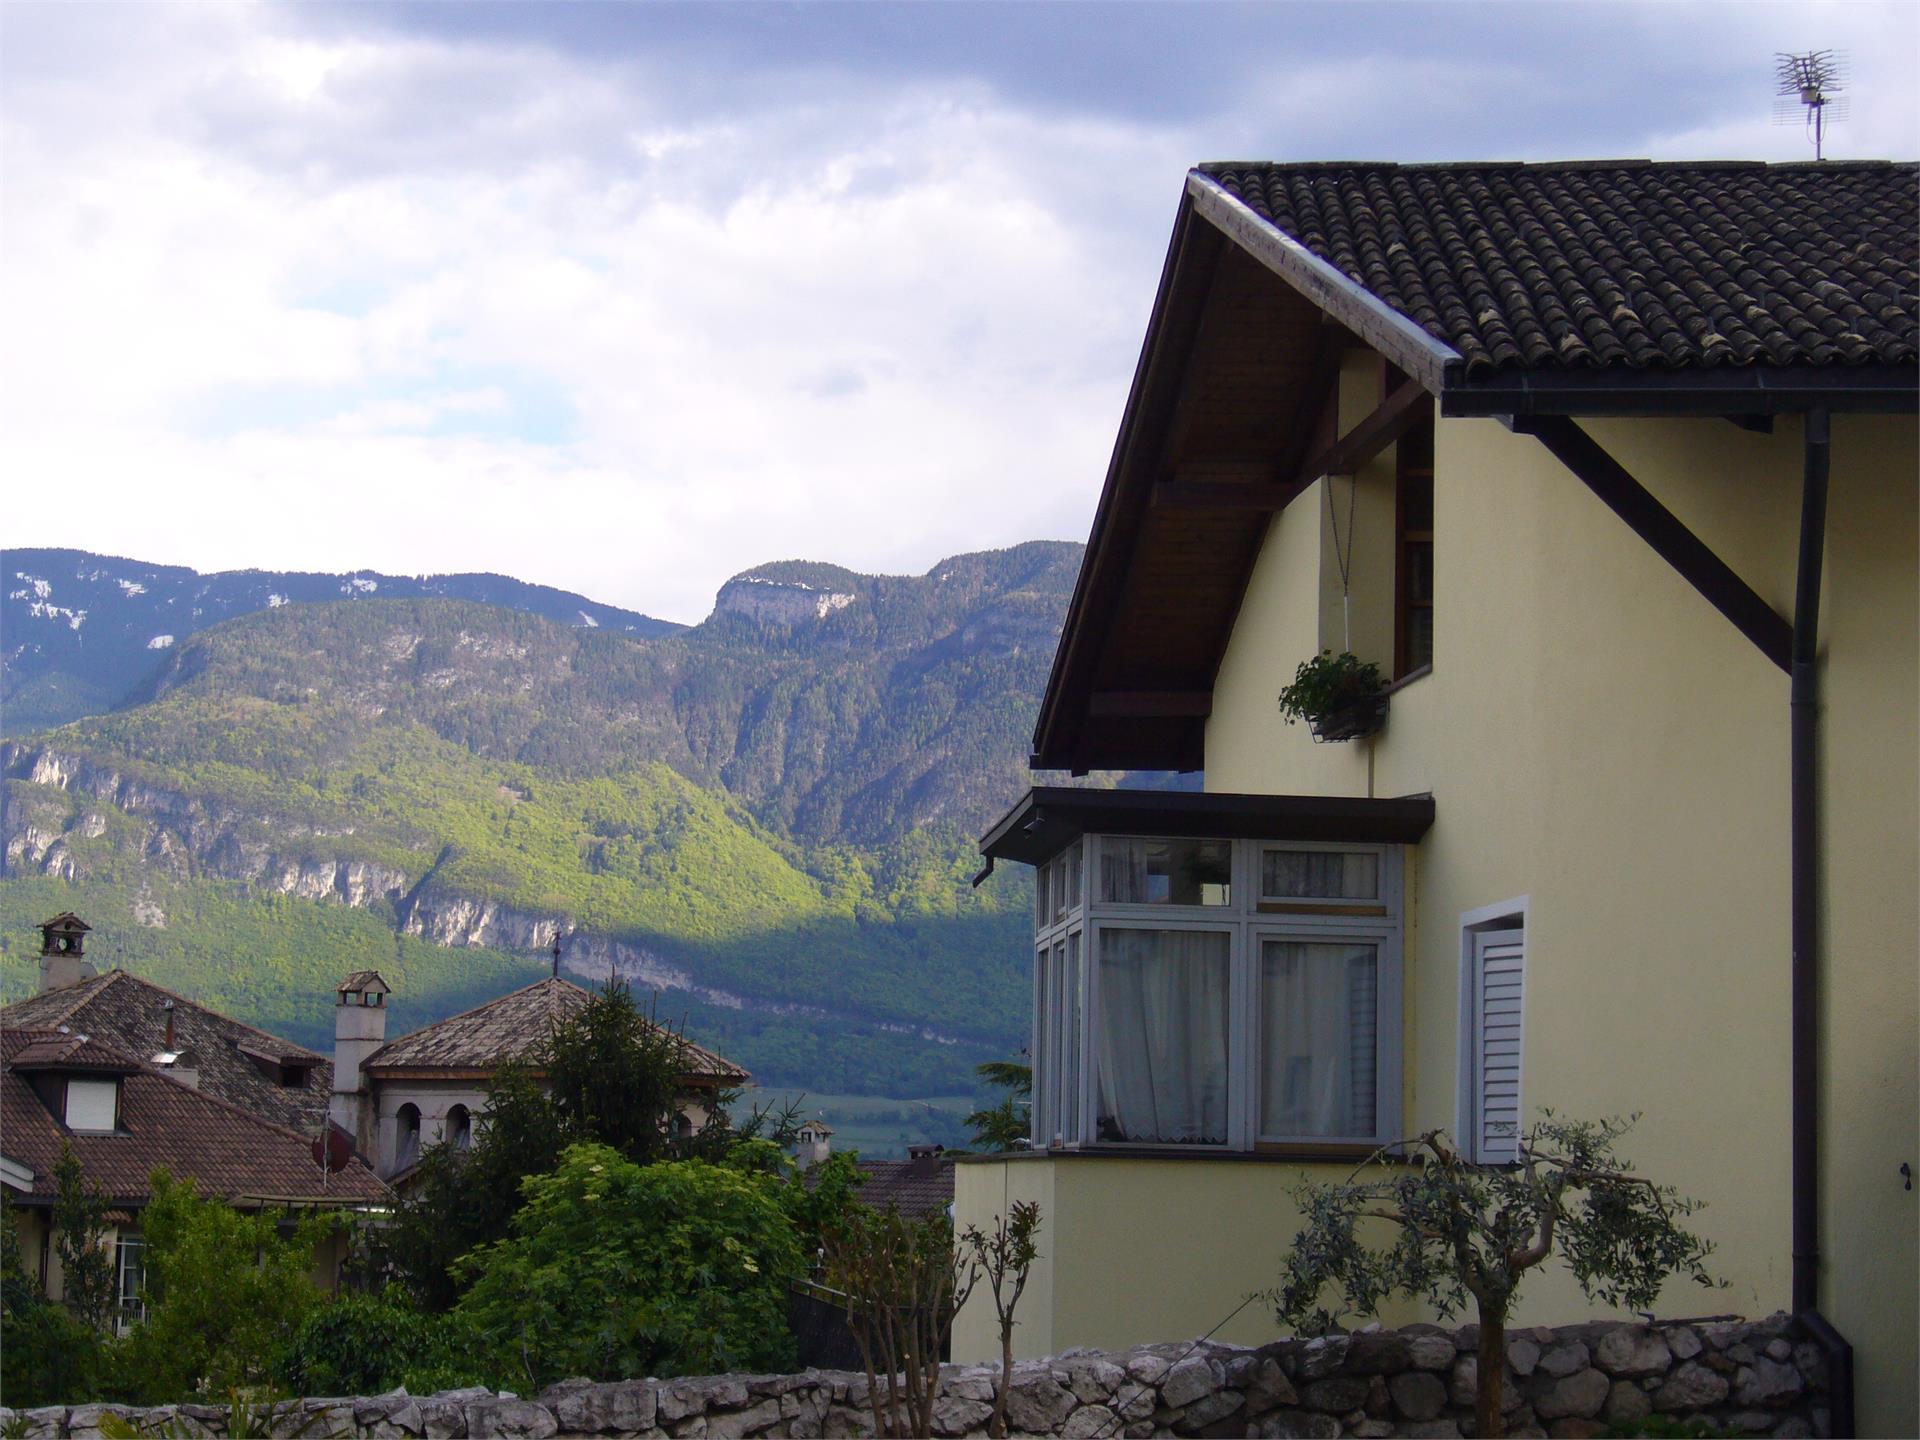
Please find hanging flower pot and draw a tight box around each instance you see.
[1307,691,1390,743]
[1278,651,1388,744]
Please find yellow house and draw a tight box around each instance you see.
[952,160,1916,1436]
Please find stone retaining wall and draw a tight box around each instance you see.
[0,1313,1831,1438]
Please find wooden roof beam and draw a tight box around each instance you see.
[1088,690,1214,718]
[1296,377,1432,485]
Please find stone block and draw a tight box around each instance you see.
[1772,1416,1814,1438]
[1352,1423,1396,1439]
[1062,1404,1118,1438]
[705,1398,783,1439]
[1258,1410,1339,1438]
[1172,1389,1246,1434]
[1604,1379,1651,1427]
[1409,1335,1456,1371]
[1160,1356,1214,1410]
[1507,1337,1543,1377]
[552,1380,658,1434]
[930,1394,993,1437]
[1345,1331,1412,1375]
[1004,1374,1077,1434]
[1295,1336,1350,1381]
[1065,1358,1128,1405]
[1300,1376,1370,1414]
[1666,1326,1703,1361]
[1652,1361,1730,1412]
[1546,1421,1605,1439]
[1389,1371,1448,1422]
[1721,1411,1777,1435]
[1401,1423,1464,1439]
[1594,1326,1671,1377]
[1533,1369,1610,1422]
[1537,1341,1590,1379]
[418,1398,470,1438]
[1765,1338,1793,1363]
[1126,1353,1172,1387]
[1734,1359,1805,1408]
[1238,1357,1296,1416]
[464,1399,559,1438]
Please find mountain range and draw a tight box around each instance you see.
[0,543,1114,1105]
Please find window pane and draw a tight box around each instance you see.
[1262,850,1379,900]
[1260,940,1378,1139]
[1035,866,1049,929]
[66,1078,118,1131]
[1063,932,1082,1143]
[1065,841,1082,910]
[1409,607,1434,673]
[1033,947,1053,1143]
[1099,839,1232,906]
[1095,929,1231,1144]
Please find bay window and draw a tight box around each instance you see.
[1025,832,1403,1153]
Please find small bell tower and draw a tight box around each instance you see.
[37,912,97,993]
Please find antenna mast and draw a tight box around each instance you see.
[1774,50,1849,161]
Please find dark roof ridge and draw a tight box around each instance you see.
[1196,157,1914,173]
[14,969,329,1063]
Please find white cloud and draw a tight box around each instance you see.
[2,2,1913,622]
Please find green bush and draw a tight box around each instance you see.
[453,1144,804,1389]
[1,1199,105,1407]
[1276,649,1383,725]
[107,1173,331,1402]
[279,1290,484,1396]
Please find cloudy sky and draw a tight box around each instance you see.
[4,2,1914,622]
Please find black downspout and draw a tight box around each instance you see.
[1790,408,1854,1437]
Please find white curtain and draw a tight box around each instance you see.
[1260,941,1377,1138]
[1095,929,1231,1144]
[1262,850,1379,899]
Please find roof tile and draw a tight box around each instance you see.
[1198,160,1918,376]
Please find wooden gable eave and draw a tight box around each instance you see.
[1034,185,1411,775]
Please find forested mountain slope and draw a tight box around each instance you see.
[2,548,683,735]
[1,543,1096,1096]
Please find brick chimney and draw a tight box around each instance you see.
[37,913,97,993]
[329,970,390,1149]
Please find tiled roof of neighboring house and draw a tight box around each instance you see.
[0,971,330,1132]
[1197,160,1919,377]
[5,1032,141,1074]
[835,1151,956,1219]
[1,1028,387,1208]
[363,977,749,1083]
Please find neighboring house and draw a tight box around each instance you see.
[950,160,1916,1436]
[1,915,331,1134]
[2,1026,387,1326]
[329,972,751,1179]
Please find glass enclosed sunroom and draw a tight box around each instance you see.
[977,787,1435,1156]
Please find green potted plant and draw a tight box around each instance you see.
[1277,650,1387,742]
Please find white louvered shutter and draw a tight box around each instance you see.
[1472,930,1526,1163]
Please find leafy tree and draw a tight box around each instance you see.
[1,1193,104,1405]
[452,1144,803,1390]
[279,1290,484,1396]
[961,1202,1043,1439]
[51,1145,117,1333]
[1268,1118,1717,1440]
[965,1060,1032,1153]
[377,981,728,1309]
[109,1172,332,1402]
[824,1205,978,1440]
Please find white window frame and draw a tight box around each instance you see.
[1031,838,1404,1154]
[115,1232,146,1333]
[1456,897,1529,1164]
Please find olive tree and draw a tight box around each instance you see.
[1268,1116,1717,1440]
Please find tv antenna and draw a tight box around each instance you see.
[1774,50,1849,161]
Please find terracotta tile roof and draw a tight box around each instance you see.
[364,977,749,1083]
[0,972,332,1132]
[816,1152,955,1219]
[1197,160,1919,377]
[2,1028,387,1209]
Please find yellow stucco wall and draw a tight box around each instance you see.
[1201,407,1917,1433]
[953,1155,1416,1364]
[953,405,1915,1432]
